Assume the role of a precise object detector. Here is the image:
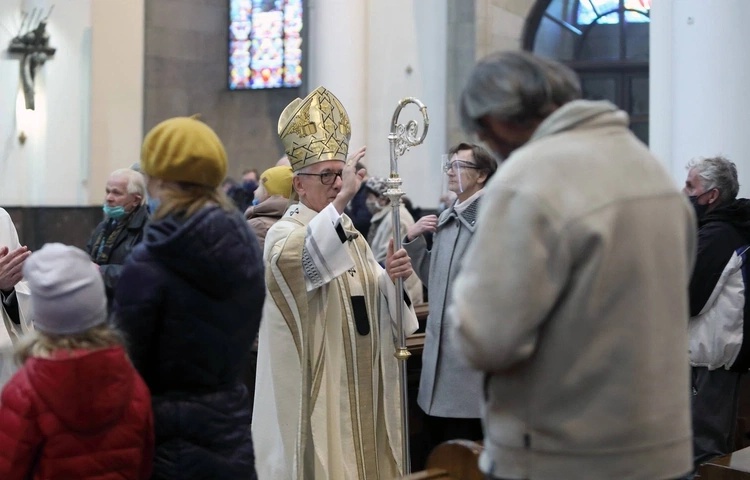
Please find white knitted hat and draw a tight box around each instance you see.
[23,243,107,335]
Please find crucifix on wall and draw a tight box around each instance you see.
[8,7,56,111]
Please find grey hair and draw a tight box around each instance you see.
[110,168,147,205]
[460,51,582,134]
[686,156,740,203]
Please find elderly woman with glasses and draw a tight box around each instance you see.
[403,142,497,456]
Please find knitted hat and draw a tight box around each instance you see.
[260,166,293,198]
[141,116,228,188]
[364,176,388,197]
[23,243,107,335]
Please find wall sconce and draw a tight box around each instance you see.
[8,7,56,111]
[16,86,41,146]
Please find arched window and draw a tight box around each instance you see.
[523,0,650,144]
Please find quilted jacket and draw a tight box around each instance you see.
[0,346,154,479]
[114,205,264,480]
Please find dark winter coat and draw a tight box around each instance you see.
[86,205,149,305]
[345,183,373,238]
[114,205,265,480]
[0,346,154,480]
[689,198,750,370]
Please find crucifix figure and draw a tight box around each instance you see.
[8,7,56,111]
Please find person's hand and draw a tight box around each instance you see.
[0,245,31,291]
[334,146,367,214]
[386,239,413,282]
[406,214,438,241]
[347,145,367,171]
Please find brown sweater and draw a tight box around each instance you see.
[245,195,292,252]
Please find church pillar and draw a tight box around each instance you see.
[651,0,750,194]
[90,0,145,203]
[308,0,448,207]
[307,0,368,150]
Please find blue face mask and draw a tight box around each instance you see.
[242,180,258,194]
[103,204,126,219]
[147,196,160,214]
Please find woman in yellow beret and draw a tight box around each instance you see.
[113,116,264,480]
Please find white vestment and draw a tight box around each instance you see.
[0,208,32,386]
[252,203,418,480]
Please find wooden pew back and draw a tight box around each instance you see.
[399,439,484,479]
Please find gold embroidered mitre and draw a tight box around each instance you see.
[278,86,352,172]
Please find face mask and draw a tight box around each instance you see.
[147,196,160,214]
[103,205,126,219]
[242,180,258,194]
[366,200,383,214]
[688,190,715,220]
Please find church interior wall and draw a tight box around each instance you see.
[143,0,300,182]
[0,0,144,249]
[0,0,92,207]
[362,0,448,209]
[651,0,750,198]
[0,0,542,248]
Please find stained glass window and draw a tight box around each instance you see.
[577,0,650,24]
[229,0,303,90]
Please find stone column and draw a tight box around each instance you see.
[307,0,368,150]
[90,0,145,203]
[651,0,750,194]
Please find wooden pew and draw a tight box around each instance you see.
[406,304,428,355]
[426,439,484,480]
[698,446,750,479]
[400,439,484,480]
[400,468,451,480]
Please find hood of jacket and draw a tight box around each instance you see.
[26,346,135,433]
[530,100,627,142]
[701,198,750,240]
[245,195,291,220]
[138,205,261,298]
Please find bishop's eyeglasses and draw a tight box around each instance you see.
[443,159,480,174]
[297,170,344,185]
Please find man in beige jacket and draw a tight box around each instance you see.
[451,51,696,480]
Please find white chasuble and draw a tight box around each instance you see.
[0,209,31,344]
[252,203,418,480]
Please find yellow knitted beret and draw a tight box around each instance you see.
[260,166,293,198]
[141,116,228,188]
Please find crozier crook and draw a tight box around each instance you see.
[387,97,429,474]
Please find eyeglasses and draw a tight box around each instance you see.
[297,171,344,185]
[443,160,480,173]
